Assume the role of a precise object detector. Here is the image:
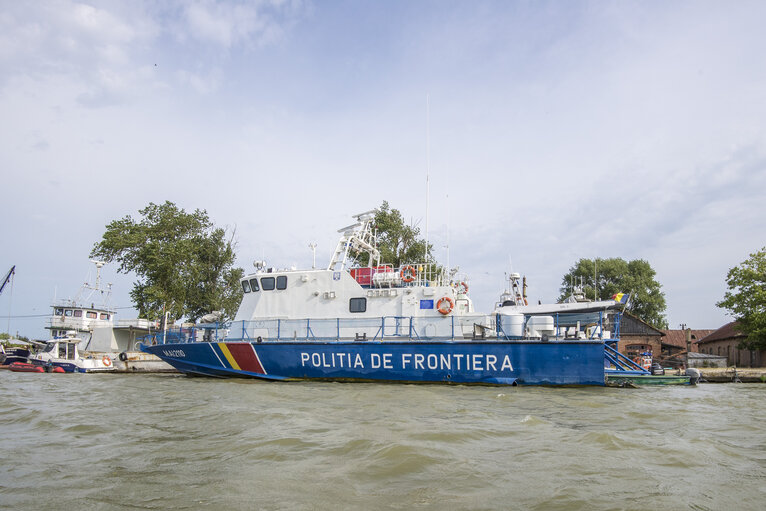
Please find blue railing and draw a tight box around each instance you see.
[140,311,620,346]
[140,315,484,345]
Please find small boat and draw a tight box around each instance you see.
[8,362,45,373]
[26,334,116,373]
[141,211,626,386]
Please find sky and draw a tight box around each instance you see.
[2,0,765,338]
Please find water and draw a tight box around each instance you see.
[1,372,765,510]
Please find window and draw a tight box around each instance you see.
[86,311,97,319]
[55,308,64,315]
[74,310,83,317]
[349,297,367,313]
[261,277,275,290]
[276,276,287,290]
[249,278,260,292]
[100,313,110,320]
[242,280,251,293]
[64,310,73,317]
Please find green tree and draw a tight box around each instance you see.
[357,201,436,268]
[717,247,766,350]
[559,258,668,329]
[91,201,244,323]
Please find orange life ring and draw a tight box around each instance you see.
[437,296,454,315]
[400,265,417,283]
[458,281,469,294]
[102,356,112,367]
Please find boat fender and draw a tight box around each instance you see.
[400,265,417,283]
[102,356,112,367]
[118,352,128,362]
[437,296,454,315]
[53,366,65,373]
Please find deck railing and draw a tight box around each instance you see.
[139,311,619,346]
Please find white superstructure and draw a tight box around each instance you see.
[233,211,482,340]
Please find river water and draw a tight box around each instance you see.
[1,372,764,510]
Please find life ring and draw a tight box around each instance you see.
[458,281,469,294]
[102,356,112,367]
[437,296,454,315]
[400,265,417,283]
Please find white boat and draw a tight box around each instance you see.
[45,261,174,373]
[27,333,115,373]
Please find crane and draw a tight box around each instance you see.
[0,266,15,296]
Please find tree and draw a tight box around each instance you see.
[717,247,766,350]
[91,201,244,323]
[559,257,668,329]
[357,201,437,268]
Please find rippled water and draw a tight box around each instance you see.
[1,372,765,510]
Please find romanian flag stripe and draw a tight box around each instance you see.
[219,342,266,374]
[217,343,240,370]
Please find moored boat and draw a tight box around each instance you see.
[46,261,174,373]
[27,334,116,373]
[142,211,623,386]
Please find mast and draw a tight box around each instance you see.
[425,93,430,262]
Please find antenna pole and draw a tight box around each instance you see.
[309,243,317,269]
[446,193,450,275]
[594,258,598,301]
[425,93,430,262]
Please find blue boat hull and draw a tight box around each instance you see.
[142,340,606,386]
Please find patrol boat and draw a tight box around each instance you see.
[141,211,619,386]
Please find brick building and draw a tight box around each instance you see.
[616,312,664,361]
[614,314,715,368]
[696,321,765,367]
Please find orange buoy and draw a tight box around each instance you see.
[400,265,417,283]
[437,296,454,315]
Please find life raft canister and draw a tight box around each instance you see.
[400,265,417,283]
[437,296,454,315]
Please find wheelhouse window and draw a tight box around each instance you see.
[261,277,276,291]
[86,311,97,319]
[242,280,251,293]
[249,278,260,292]
[100,313,110,320]
[65,310,73,317]
[74,310,83,318]
[276,276,287,290]
[55,308,64,315]
[349,297,367,313]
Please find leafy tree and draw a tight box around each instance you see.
[357,201,437,268]
[91,201,244,323]
[717,247,766,350]
[559,258,668,329]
